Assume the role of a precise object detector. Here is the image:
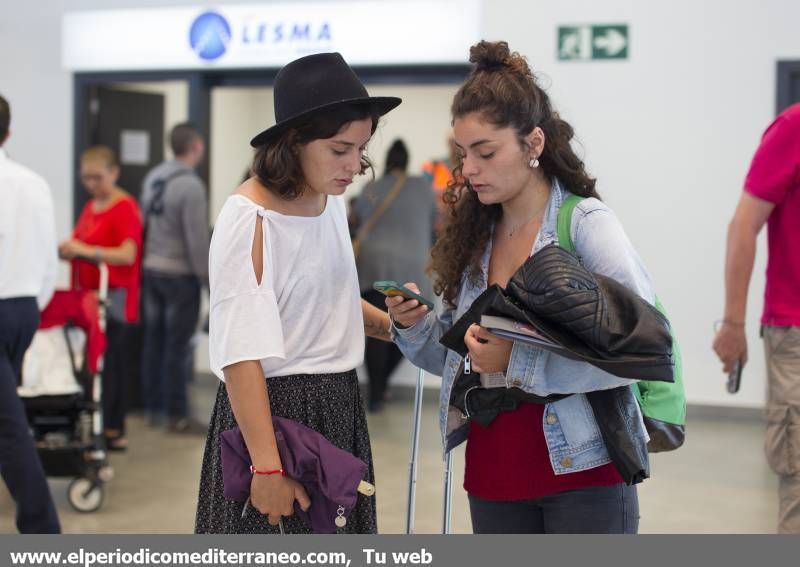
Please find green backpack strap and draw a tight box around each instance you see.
[555,192,686,451]
[556,194,583,252]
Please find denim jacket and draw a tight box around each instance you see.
[392,179,653,475]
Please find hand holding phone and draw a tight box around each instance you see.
[376,280,433,329]
[727,359,743,394]
[373,280,434,310]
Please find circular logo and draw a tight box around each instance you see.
[189,11,232,61]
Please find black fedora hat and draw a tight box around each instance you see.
[250,52,401,147]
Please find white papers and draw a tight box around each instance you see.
[120,129,150,165]
[480,314,562,351]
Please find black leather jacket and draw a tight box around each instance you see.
[439,245,676,484]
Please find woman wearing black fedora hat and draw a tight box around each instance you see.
[195,52,401,534]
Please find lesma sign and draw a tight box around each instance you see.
[62,1,481,71]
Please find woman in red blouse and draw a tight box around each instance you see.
[58,146,142,451]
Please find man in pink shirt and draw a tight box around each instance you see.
[713,102,800,533]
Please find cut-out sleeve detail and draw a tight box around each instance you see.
[208,201,284,380]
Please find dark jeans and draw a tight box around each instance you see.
[362,290,404,408]
[468,483,639,534]
[0,297,60,533]
[140,271,200,419]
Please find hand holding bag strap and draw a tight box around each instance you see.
[352,173,407,258]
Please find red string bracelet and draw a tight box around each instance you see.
[250,465,286,476]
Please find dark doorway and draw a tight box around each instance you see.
[79,86,165,412]
[78,86,165,213]
[777,61,800,113]
[72,65,469,221]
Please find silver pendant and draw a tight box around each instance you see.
[335,505,347,528]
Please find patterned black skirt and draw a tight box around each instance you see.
[194,370,377,534]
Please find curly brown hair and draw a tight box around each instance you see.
[429,40,601,306]
[251,104,380,200]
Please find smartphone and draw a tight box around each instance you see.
[727,360,743,394]
[373,280,434,310]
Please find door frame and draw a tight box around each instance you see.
[72,64,471,222]
[73,70,211,221]
[776,60,800,114]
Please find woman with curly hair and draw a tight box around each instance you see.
[388,41,658,533]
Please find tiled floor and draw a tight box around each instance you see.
[0,363,779,534]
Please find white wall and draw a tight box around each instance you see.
[209,87,274,220]
[2,0,798,408]
[1,2,73,288]
[350,84,459,195]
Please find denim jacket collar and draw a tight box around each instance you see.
[467,178,567,312]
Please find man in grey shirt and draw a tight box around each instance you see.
[139,123,209,433]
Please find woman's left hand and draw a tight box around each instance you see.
[464,324,513,374]
[58,239,91,260]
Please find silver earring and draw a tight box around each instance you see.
[529,156,540,169]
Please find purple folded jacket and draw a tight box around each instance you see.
[220,416,368,534]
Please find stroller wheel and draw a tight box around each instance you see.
[68,477,104,513]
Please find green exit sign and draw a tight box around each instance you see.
[558,24,629,61]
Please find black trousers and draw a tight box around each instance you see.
[0,297,60,533]
[361,290,404,408]
[103,318,139,434]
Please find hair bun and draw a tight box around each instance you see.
[469,40,532,77]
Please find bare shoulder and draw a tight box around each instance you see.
[234,177,271,206]
[236,176,302,216]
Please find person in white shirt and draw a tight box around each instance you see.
[195,53,401,534]
[0,94,60,533]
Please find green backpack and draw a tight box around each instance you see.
[557,195,686,452]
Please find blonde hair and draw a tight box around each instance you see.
[80,145,118,169]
